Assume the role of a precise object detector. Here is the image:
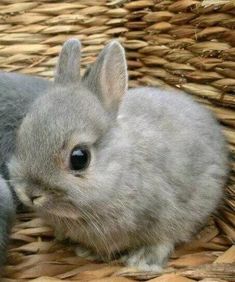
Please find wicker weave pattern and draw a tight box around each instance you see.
[1,0,235,281]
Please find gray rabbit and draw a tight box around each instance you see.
[2,39,229,271]
[0,72,51,266]
[0,176,15,266]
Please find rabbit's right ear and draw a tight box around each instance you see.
[55,38,81,84]
[82,41,128,113]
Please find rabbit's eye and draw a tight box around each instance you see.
[70,146,90,171]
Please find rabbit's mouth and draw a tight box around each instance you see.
[15,185,81,220]
[37,199,82,220]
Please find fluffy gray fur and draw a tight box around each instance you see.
[0,175,15,267]
[0,71,51,176]
[7,39,228,271]
[0,71,51,266]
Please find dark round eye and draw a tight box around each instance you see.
[70,146,90,171]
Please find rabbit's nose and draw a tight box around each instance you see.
[30,195,41,203]
[28,191,44,204]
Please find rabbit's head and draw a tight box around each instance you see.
[8,39,129,220]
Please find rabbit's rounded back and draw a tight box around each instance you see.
[119,86,228,242]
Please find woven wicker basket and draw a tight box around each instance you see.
[1,0,235,281]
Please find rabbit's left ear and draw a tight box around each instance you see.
[83,40,128,112]
[55,38,81,84]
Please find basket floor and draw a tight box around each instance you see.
[2,212,235,282]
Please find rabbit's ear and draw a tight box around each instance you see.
[55,38,81,84]
[83,40,128,112]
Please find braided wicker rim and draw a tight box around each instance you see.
[1,0,235,281]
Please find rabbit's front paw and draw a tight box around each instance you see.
[75,245,101,261]
[121,242,173,272]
